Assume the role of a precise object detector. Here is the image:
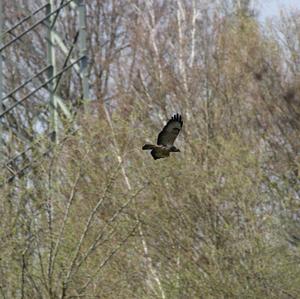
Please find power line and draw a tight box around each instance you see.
[0,1,89,185]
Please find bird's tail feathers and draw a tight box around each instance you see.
[142,143,156,150]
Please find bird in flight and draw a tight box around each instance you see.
[142,113,183,160]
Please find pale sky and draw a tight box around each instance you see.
[259,0,300,19]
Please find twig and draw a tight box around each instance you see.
[49,169,81,278]
[62,163,121,297]
[78,223,139,295]
[70,185,145,279]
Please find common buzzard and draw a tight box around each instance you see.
[142,113,183,160]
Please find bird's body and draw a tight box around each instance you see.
[143,144,174,159]
[142,114,183,160]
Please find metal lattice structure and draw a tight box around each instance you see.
[0,0,89,184]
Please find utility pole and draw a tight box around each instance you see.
[0,1,89,184]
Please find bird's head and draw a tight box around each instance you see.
[170,146,180,152]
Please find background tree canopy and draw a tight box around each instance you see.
[1,0,300,298]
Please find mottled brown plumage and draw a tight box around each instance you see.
[142,114,183,160]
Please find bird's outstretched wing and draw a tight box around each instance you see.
[157,113,183,146]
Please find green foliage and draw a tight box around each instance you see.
[1,1,300,298]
